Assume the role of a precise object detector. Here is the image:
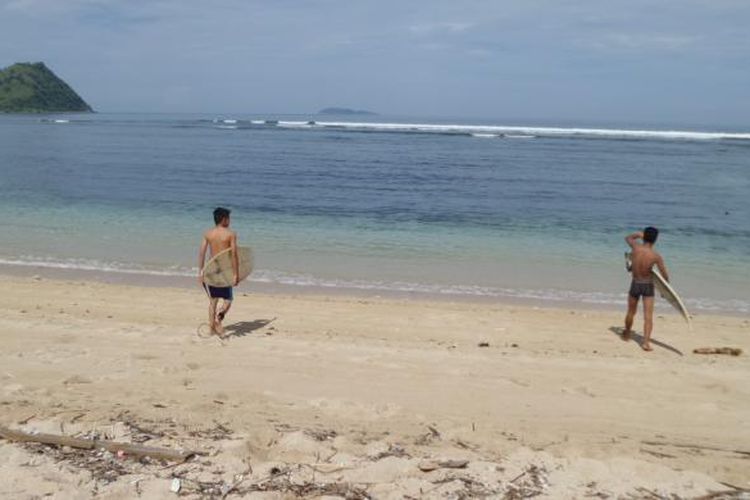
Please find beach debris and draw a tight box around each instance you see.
[368,443,408,461]
[478,341,490,347]
[170,478,181,493]
[186,420,232,440]
[693,489,750,500]
[304,427,337,441]
[125,422,164,443]
[453,438,479,451]
[176,465,370,499]
[414,425,441,445]
[504,464,549,498]
[426,474,506,497]
[0,425,197,462]
[693,347,742,356]
[418,458,469,472]
[17,413,35,425]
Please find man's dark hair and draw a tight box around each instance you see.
[213,207,231,224]
[643,226,659,244]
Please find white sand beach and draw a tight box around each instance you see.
[1,275,748,499]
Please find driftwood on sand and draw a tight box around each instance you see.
[693,347,742,356]
[418,458,469,472]
[0,425,197,462]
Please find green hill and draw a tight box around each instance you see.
[0,62,92,113]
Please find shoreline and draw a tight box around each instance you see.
[2,263,746,319]
[1,273,749,497]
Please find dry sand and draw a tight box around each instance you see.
[0,274,748,499]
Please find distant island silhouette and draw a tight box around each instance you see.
[318,107,377,116]
[0,62,92,113]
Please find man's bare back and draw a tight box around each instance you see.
[204,226,236,258]
[629,242,668,282]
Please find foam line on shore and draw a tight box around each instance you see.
[1,255,746,313]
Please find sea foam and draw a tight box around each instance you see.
[267,120,750,141]
[1,255,746,314]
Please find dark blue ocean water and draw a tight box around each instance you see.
[0,113,748,312]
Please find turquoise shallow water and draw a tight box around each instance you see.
[0,113,748,312]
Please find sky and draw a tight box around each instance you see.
[1,0,749,125]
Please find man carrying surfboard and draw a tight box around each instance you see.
[198,207,239,336]
[623,227,669,351]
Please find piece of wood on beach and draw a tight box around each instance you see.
[693,347,742,356]
[0,425,197,462]
[418,458,469,472]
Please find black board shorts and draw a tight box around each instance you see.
[207,286,233,300]
[629,280,654,298]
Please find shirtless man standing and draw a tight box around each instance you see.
[623,227,669,351]
[198,207,239,336]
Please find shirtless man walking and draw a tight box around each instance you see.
[623,227,669,351]
[198,207,239,336]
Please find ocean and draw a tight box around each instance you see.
[0,113,748,313]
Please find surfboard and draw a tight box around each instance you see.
[624,252,691,326]
[202,247,253,287]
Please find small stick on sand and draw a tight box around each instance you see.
[693,347,742,356]
[16,414,35,425]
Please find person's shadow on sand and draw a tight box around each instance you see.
[608,326,683,356]
[223,318,277,339]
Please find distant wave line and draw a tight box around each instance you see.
[291,120,750,141]
[39,117,750,141]
[204,118,750,141]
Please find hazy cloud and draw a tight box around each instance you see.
[409,22,474,35]
[587,33,699,52]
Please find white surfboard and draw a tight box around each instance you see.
[651,269,692,326]
[625,252,691,326]
[202,247,253,287]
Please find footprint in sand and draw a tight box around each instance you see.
[54,334,77,345]
[2,383,26,396]
[574,386,596,398]
[701,382,729,394]
[507,378,531,388]
[62,375,92,385]
[132,353,158,361]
